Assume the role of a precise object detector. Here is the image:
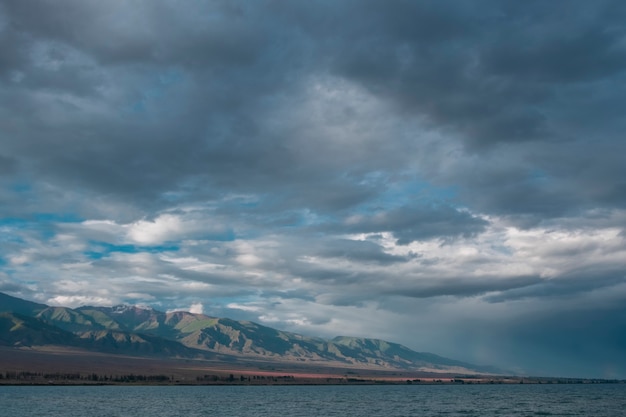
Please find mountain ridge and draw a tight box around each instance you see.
[0,292,498,374]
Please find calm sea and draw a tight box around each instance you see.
[1,384,624,416]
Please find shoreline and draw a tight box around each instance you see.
[2,374,622,386]
[2,347,622,386]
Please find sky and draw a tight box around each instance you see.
[1,0,625,379]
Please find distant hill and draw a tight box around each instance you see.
[0,292,496,374]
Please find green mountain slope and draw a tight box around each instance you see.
[331,336,498,372]
[0,312,78,347]
[0,292,496,373]
[0,292,47,316]
[77,329,212,358]
[37,307,109,333]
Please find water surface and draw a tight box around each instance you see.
[1,384,624,416]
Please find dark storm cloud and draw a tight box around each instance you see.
[0,154,17,175]
[469,303,626,378]
[389,274,543,299]
[322,0,626,220]
[328,205,488,244]
[0,0,308,210]
[313,238,411,265]
[3,0,266,67]
[2,0,624,222]
[483,4,626,83]
[486,265,626,303]
[329,2,546,148]
[329,0,626,145]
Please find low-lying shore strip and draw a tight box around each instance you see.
[1,347,623,386]
[1,371,622,386]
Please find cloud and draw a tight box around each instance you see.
[48,294,114,308]
[312,238,412,265]
[127,214,191,245]
[337,205,488,244]
[188,302,204,315]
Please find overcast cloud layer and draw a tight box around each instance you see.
[1,0,625,378]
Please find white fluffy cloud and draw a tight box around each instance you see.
[188,302,204,315]
[127,214,187,245]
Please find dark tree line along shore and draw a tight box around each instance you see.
[1,370,623,385]
[1,371,171,383]
[0,370,311,385]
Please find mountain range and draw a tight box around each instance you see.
[0,292,496,374]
